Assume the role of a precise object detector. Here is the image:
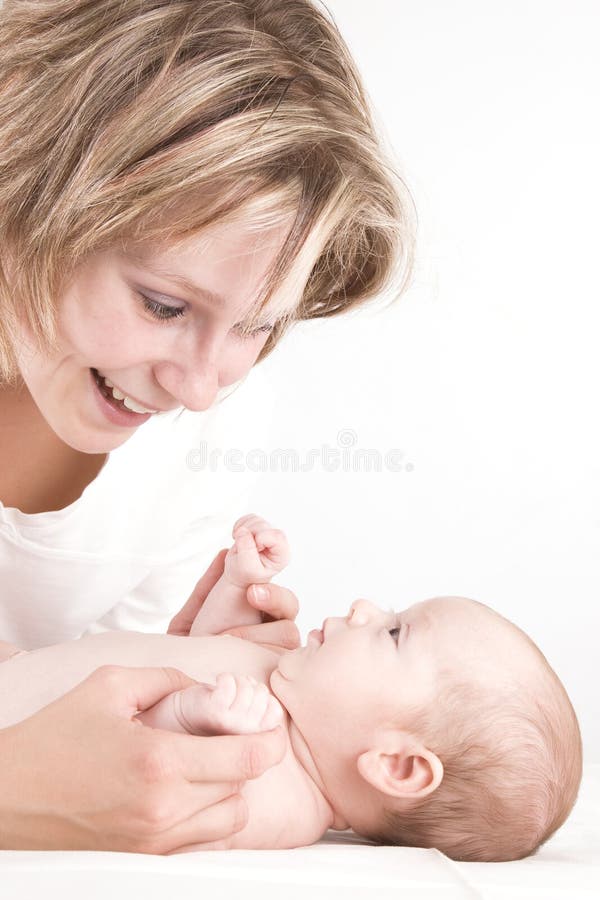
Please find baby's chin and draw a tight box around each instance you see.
[269,663,286,692]
[268,666,295,715]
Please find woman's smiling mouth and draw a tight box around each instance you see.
[92,368,161,414]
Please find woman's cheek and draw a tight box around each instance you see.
[221,339,266,383]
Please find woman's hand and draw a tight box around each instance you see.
[0,664,286,853]
[167,548,300,650]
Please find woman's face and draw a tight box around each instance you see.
[13,215,296,453]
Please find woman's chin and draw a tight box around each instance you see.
[48,412,125,455]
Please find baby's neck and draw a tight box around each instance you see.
[285,709,349,832]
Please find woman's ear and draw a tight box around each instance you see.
[356,732,443,801]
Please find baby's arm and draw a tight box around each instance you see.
[0,640,27,662]
[0,629,281,731]
[0,635,284,737]
[0,642,284,738]
[189,514,291,636]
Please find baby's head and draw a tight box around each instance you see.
[270,596,582,861]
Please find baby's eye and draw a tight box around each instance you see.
[386,609,403,644]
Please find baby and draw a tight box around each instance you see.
[0,515,583,861]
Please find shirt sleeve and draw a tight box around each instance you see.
[80,479,258,636]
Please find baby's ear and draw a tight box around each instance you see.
[356,733,443,801]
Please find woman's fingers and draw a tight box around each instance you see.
[162,792,247,853]
[132,722,288,853]
[93,665,200,719]
[170,779,243,812]
[167,548,228,636]
[166,837,232,853]
[145,790,248,855]
[167,725,287,783]
[246,582,299,623]
[223,619,301,650]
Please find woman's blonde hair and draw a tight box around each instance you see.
[0,0,416,387]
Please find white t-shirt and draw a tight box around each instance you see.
[0,368,274,650]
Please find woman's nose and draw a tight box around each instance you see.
[154,359,220,412]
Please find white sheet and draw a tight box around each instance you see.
[1,764,598,900]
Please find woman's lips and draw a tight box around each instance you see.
[308,628,324,646]
[92,368,164,413]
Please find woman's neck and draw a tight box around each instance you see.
[0,375,37,427]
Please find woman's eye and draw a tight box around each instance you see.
[139,293,186,324]
[138,291,274,338]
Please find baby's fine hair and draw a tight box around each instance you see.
[0,0,416,385]
[368,639,583,861]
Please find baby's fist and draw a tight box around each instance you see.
[178,673,285,736]
[224,513,290,587]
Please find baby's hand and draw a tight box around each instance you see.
[176,673,285,736]
[224,514,291,588]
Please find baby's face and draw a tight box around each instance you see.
[270,596,536,781]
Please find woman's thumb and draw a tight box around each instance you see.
[86,665,199,717]
[167,548,228,636]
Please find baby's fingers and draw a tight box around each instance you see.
[234,679,283,733]
[261,695,285,730]
[231,527,259,556]
[228,675,257,716]
[253,528,290,567]
[232,514,271,536]
[245,680,270,722]
[212,673,237,709]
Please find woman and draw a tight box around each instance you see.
[0,0,415,853]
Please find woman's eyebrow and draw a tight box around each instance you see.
[127,252,294,327]
[128,253,227,308]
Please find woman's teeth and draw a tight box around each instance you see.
[99,373,158,414]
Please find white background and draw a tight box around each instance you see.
[244,2,600,761]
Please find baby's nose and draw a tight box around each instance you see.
[347,598,379,625]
